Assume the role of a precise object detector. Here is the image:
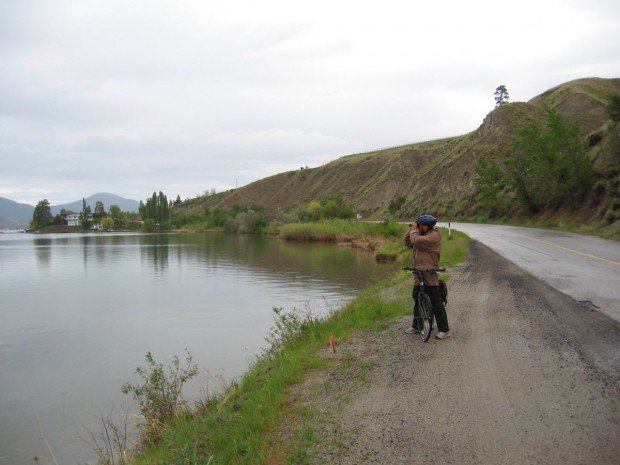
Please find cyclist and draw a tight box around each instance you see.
[403,214,450,339]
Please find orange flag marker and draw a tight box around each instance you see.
[329,334,336,353]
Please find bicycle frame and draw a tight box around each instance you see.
[403,267,445,341]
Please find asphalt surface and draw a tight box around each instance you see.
[441,222,620,322]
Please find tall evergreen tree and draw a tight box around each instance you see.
[142,191,169,225]
[158,191,169,223]
[93,200,106,219]
[79,198,92,231]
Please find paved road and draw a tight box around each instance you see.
[441,222,620,322]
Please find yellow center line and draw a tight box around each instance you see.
[520,235,620,265]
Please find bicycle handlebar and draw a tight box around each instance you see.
[402,266,446,273]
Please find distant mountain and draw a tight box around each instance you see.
[51,193,140,215]
[0,196,34,222]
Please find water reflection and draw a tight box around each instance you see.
[141,233,171,273]
[33,238,52,267]
[133,233,388,290]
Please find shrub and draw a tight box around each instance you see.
[224,217,240,233]
[474,155,507,213]
[262,307,305,359]
[241,211,267,233]
[142,219,156,232]
[588,131,602,147]
[607,93,620,121]
[101,217,115,230]
[376,220,406,237]
[388,195,407,215]
[306,201,322,221]
[122,350,198,443]
[210,207,231,227]
[302,196,354,221]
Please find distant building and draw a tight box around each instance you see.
[65,213,80,226]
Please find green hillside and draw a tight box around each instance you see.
[178,77,620,230]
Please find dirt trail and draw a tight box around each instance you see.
[302,242,619,465]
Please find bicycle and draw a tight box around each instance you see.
[402,266,446,342]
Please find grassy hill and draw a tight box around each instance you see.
[177,77,620,230]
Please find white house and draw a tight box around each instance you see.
[66,213,80,226]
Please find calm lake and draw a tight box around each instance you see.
[0,232,397,465]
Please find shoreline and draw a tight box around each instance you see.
[128,229,470,464]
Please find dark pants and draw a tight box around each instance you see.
[412,285,449,333]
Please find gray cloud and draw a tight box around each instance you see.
[1,0,618,205]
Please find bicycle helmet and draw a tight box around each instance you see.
[417,214,437,228]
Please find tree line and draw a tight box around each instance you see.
[31,198,138,231]
[30,192,181,232]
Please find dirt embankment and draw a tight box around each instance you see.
[288,242,620,465]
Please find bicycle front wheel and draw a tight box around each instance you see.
[418,293,433,342]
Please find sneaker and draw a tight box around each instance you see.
[404,326,419,334]
[435,331,450,339]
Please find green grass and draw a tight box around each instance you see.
[278,219,406,242]
[440,229,470,268]
[128,228,469,465]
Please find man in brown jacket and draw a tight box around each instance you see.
[403,214,450,339]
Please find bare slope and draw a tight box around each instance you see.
[179,77,620,219]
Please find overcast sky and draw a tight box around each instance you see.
[1,0,619,205]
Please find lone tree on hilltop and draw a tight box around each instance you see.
[494,85,509,106]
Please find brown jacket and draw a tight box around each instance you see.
[403,227,441,286]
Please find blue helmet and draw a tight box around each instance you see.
[417,214,437,228]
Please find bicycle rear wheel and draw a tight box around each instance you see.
[418,293,433,342]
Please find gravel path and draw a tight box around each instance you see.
[298,242,620,465]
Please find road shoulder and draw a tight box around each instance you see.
[282,242,620,465]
